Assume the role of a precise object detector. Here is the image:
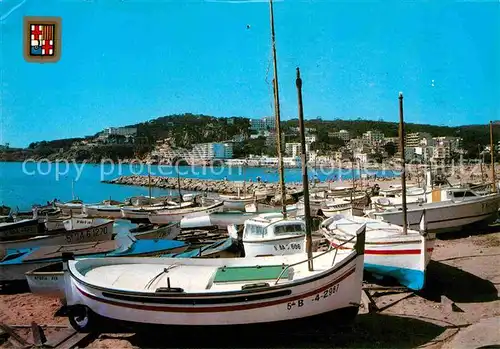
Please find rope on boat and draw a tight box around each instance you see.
[144,264,178,289]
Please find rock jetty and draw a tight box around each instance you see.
[103,175,302,195]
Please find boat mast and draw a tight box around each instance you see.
[398,92,408,235]
[177,166,183,203]
[296,68,313,270]
[269,0,287,218]
[148,166,152,203]
[490,121,496,193]
[479,144,485,184]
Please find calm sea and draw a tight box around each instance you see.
[0,162,399,210]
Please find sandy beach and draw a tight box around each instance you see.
[1,224,499,348]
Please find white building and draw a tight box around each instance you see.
[433,136,462,152]
[285,142,310,157]
[406,132,433,147]
[305,135,317,144]
[329,129,350,141]
[432,145,450,161]
[362,130,385,144]
[190,142,233,160]
[250,116,276,132]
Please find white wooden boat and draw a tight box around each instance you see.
[244,203,298,217]
[20,236,188,289]
[131,222,182,240]
[0,219,114,250]
[180,211,261,229]
[219,195,257,211]
[60,224,366,330]
[121,202,194,220]
[0,219,40,241]
[180,204,297,229]
[148,201,224,225]
[45,220,66,232]
[322,203,352,217]
[297,198,351,217]
[369,193,500,233]
[84,205,123,219]
[320,214,435,290]
[55,201,85,215]
[242,213,307,257]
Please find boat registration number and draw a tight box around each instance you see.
[286,284,340,311]
[33,275,59,281]
[273,242,302,252]
[65,225,109,244]
[1,225,37,238]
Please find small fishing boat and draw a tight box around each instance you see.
[0,218,114,250]
[84,205,123,219]
[297,197,351,217]
[321,203,352,217]
[55,200,85,215]
[148,201,224,225]
[369,192,500,233]
[21,236,189,292]
[180,211,263,229]
[130,222,182,240]
[321,214,435,290]
[163,237,242,259]
[244,203,298,216]
[121,202,195,222]
[0,219,41,241]
[241,213,307,257]
[221,195,256,211]
[59,223,366,330]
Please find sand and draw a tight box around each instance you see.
[1,228,499,348]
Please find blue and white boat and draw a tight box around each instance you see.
[320,214,435,291]
[1,235,189,284]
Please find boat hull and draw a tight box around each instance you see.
[243,235,306,257]
[148,203,224,225]
[25,263,65,298]
[84,206,123,219]
[0,219,40,241]
[55,203,84,215]
[371,194,500,233]
[180,212,262,229]
[63,252,364,326]
[222,198,256,212]
[132,223,182,240]
[0,221,114,250]
[326,234,434,291]
[322,205,352,218]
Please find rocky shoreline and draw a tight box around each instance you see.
[102,175,303,195]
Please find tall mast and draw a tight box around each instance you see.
[269,0,287,218]
[148,165,152,202]
[490,121,496,193]
[398,92,408,235]
[296,68,313,270]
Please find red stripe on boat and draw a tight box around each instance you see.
[75,267,356,313]
[330,243,434,255]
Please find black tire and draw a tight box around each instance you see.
[68,305,98,332]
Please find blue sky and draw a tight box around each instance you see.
[1,0,499,148]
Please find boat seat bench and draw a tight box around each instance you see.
[213,264,290,283]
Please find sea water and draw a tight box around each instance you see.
[0,162,399,210]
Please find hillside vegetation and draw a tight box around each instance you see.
[1,114,496,161]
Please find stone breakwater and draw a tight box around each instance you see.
[103,175,302,195]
